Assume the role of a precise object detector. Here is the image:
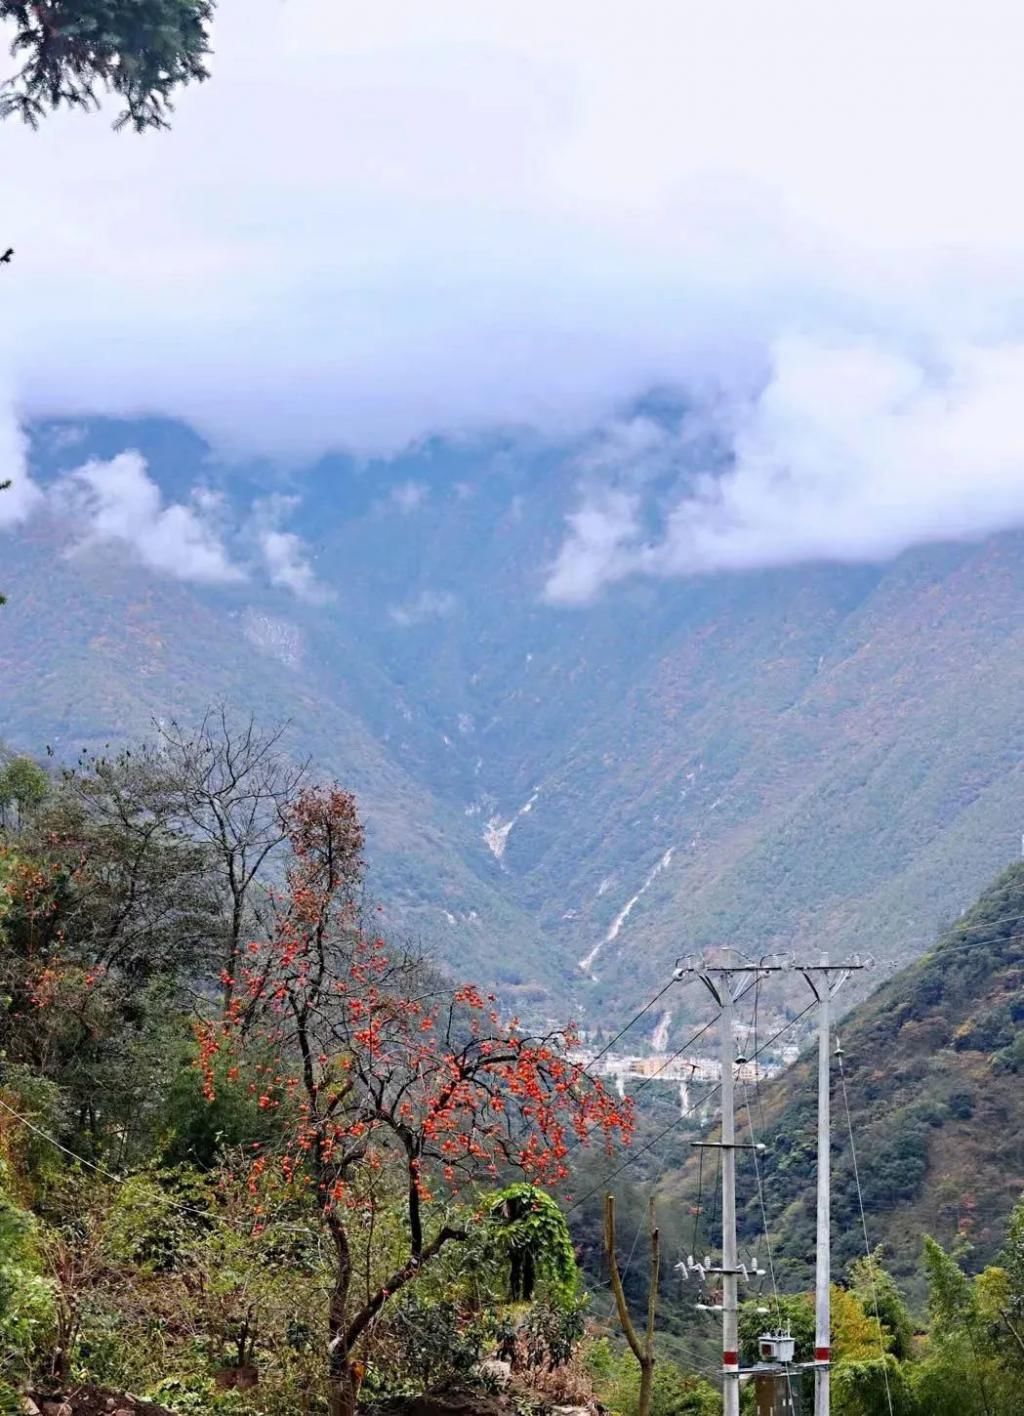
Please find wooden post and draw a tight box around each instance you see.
[604,1194,660,1416]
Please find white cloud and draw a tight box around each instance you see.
[46,423,88,452]
[0,431,335,597]
[248,494,332,603]
[5,0,1024,588]
[660,340,1024,574]
[260,529,330,603]
[0,400,41,526]
[545,490,643,606]
[546,338,1024,600]
[59,451,244,583]
[387,481,429,515]
[389,589,457,627]
[3,0,1024,465]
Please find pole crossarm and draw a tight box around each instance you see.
[797,956,870,1003]
[797,953,873,1416]
[691,1140,766,1151]
[677,948,874,1416]
[672,953,791,1416]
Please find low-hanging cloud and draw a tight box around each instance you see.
[0,401,42,526]
[546,337,1024,602]
[1,445,331,598]
[5,0,1024,601]
[245,494,332,603]
[5,1,1024,465]
[260,529,328,602]
[389,589,457,627]
[59,452,244,583]
[386,482,430,515]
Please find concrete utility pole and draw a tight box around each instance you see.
[675,954,787,1416]
[798,956,869,1416]
[719,983,739,1415]
[677,950,871,1416]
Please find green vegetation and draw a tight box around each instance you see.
[0,1,214,132]
[0,717,643,1416]
[487,1185,579,1303]
[597,859,1024,1413]
[722,861,1024,1290]
[0,1164,55,1407]
[9,415,1024,1027]
[740,1229,1024,1414]
[586,1341,719,1416]
[4,655,1024,1412]
[0,756,47,830]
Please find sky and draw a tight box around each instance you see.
[5,0,1024,599]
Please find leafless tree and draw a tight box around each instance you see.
[605,1193,660,1416]
[155,707,309,1014]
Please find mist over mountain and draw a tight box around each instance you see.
[5,409,1024,1038]
[12,10,1024,1414]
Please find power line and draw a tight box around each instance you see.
[731,905,1024,994]
[690,1144,706,1259]
[567,1002,815,1215]
[741,1078,783,1327]
[742,1074,796,1412]
[926,928,1024,962]
[556,988,715,1179]
[0,1094,246,1230]
[0,1095,126,1183]
[929,905,1024,938]
[587,976,689,1072]
[562,1005,727,1177]
[605,1014,721,1281]
[616,1028,723,1291]
[615,1056,709,1292]
[864,907,1024,967]
[852,925,1024,980]
[566,1015,722,1214]
[616,1113,690,1293]
[835,1038,895,1416]
[584,1285,722,1384]
[829,924,1024,994]
[706,1141,722,1268]
[631,1014,718,1097]
[0,976,704,1232]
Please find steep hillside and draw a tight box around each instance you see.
[696,864,1024,1295]
[4,414,1024,1024]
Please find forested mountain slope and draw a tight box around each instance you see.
[706,863,1024,1292]
[4,414,1024,1024]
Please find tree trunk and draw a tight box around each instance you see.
[319,1173,462,1415]
[222,887,242,1016]
[325,1206,354,1416]
[638,1357,654,1416]
[604,1194,659,1416]
[328,1361,358,1416]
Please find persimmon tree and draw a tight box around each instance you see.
[200,784,632,1416]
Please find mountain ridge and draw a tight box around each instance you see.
[4,414,1024,1029]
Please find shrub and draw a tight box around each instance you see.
[0,1163,56,1385]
